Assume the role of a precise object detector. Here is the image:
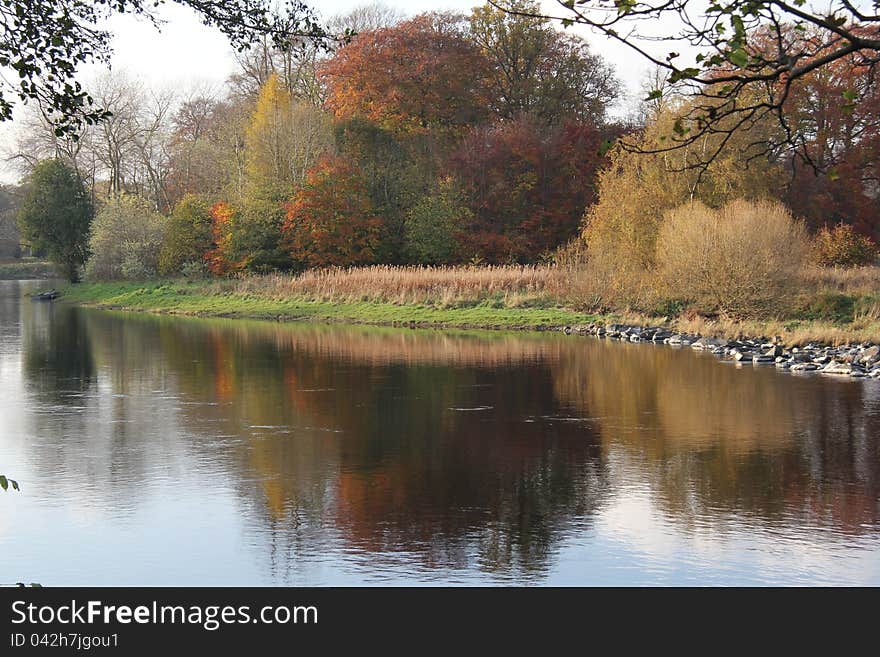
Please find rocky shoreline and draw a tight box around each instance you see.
[561,323,880,380]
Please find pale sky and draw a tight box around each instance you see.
[0,1,658,184]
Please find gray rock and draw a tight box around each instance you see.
[859,345,880,365]
[692,337,728,350]
[822,361,854,375]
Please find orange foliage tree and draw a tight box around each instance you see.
[320,12,491,136]
[205,201,240,275]
[282,156,383,268]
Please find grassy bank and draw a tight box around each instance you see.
[58,277,600,330]
[0,259,58,280]
[57,265,880,343]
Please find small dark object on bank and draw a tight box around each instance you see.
[32,289,59,301]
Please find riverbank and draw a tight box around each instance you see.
[0,259,58,280]
[55,269,880,345]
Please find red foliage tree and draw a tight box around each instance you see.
[320,12,491,136]
[448,116,606,262]
[282,156,384,268]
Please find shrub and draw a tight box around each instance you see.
[804,292,856,323]
[813,223,877,267]
[158,195,213,276]
[180,260,208,279]
[85,196,166,281]
[655,199,809,317]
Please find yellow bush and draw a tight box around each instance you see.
[655,199,809,317]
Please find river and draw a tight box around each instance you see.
[1,279,878,585]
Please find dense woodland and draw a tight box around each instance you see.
[6,1,880,308]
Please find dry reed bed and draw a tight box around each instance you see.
[801,265,880,296]
[218,265,569,306]
[201,264,879,309]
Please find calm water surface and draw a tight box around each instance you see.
[1,280,879,585]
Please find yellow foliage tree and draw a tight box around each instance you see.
[245,73,334,201]
[229,74,335,270]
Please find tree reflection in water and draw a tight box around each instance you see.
[16,307,880,582]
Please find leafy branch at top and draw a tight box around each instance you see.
[490,0,880,173]
[0,474,20,491]
[0,0,335,138]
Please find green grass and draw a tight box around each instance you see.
[60,280,600,330]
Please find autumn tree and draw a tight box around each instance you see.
[204,198,292,275]
[320,12,491,136]
[282,155,383,268]
[470,1,619,125]
[333,118,435,263]
[17,159,93,282]
[217,74,335,272]
[449,115,607,263]
[205,201,240,276]
[227,3,404,106]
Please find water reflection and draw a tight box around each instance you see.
[1,280,878,584]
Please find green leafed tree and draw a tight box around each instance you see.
[404,178,471,265]
[158,195,214,276]
[17,159,93,282]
